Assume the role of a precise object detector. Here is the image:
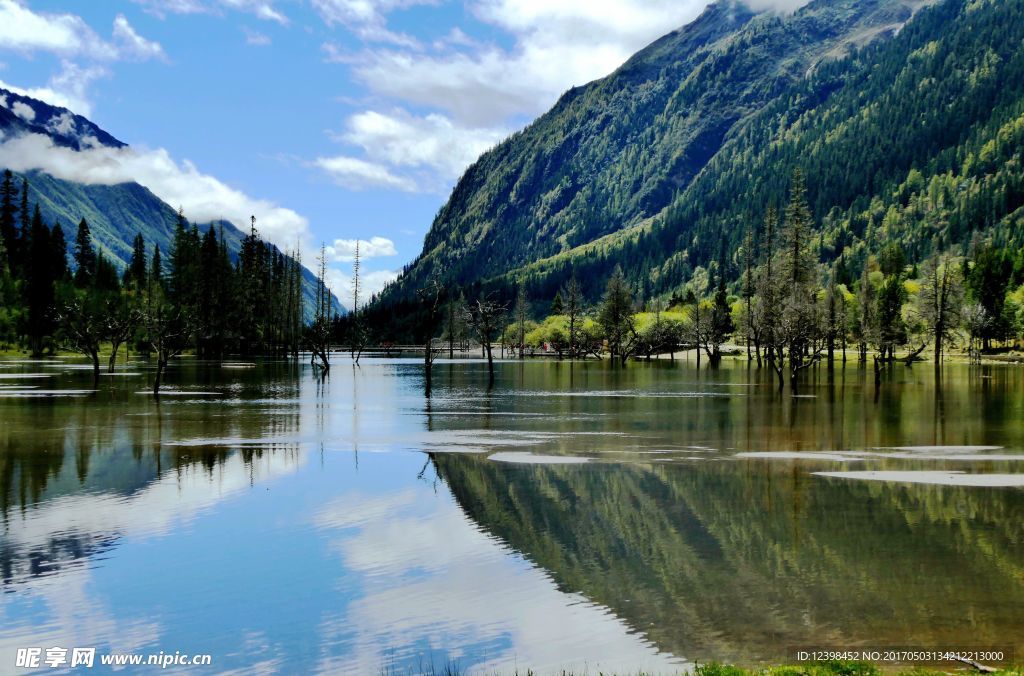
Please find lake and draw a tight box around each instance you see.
[1,356,1023,673]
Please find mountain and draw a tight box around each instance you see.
[376,0,1024,319]
[0,88,340,317]
[0,89,123,150]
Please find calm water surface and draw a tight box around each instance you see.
[1,356,1024,673]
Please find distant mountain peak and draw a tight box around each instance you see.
[0,87,124,151]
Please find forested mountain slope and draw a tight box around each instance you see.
[376,0,1021,312]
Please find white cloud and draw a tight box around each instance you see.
[0,132,311,259]
[314,155,418,192]
[311,482,686,675]
[0,0,116,59]
[242,27,271,46]
[0,61,107,117]
[744,0,811,12]
[132,0,288,24]
[349,0,715,126]
[326,236,397,263]
[45,111,77,136]
[223,0,288,24]
[113,14,166,61]
[0,4,161,116]
[332,109,505,189]
[321,0,737,195]
[0,1,164,61]
[11,100,33,121]
[312,0,435,45]
[329,267,400,305]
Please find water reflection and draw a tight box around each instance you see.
[0,357,1022,672]
[433,452,1024,665]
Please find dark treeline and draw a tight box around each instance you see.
[0,170,307,389]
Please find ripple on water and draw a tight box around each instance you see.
[133,390,224,396]
[488,452,595,465]
[0,389,95,398]
[736,451,857,462]
[882,445,1004,453]
[814,470,1024,487]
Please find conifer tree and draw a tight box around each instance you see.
[550,290,564,316]
[51,223,68,282]
[150,245,163,289]
[562,271,583,359]
[74,218,97,287]
[127,233,147,288]
[598,265,635,364]
[25,206,55,355]
[18,179,29,247]
[0,170,17,265]
[780,169,822,382]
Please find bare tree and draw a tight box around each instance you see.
[742,226,757,363]
[466,295,507,385]
[752,206,781,374]
[309,244,332,372]
[348,240,369,364]
[418,273,446,397]
[144,286,197,396]
[513,285,529,360]
[57,294,104,385]
[562,271,583,359]
[443,290,467,359]
[825,263,844,368]
[962,302,990,364]
[854,265,876,363]
[753,209,786,384]
[105,295,140,372]
[914,252,963,364]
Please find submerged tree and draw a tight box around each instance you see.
[513,285,529,359]
[443,290,467,359]
[965,243,1014,349]
[418,273,447,397]
[875,274,907,362]
[598,265,636,364]
[741,225,758,363]
[698,263,735,367]
[962,303,990,364]
[348,240,369,364]
[57,291,105,384]
[914,251,963,364]
[105,294,139,372]
[780,169,823,383]
[562,271,583,359]
[143,280,196,396]
[466,295,506,385]
[309,244,332,372]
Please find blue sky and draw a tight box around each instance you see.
[0,0,721,301]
